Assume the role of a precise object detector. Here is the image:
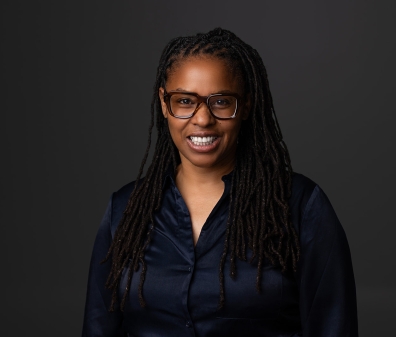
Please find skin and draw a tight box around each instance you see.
[159,56,249,245]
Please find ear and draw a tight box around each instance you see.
[159,87,168,118]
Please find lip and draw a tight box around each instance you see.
[186,133,221,153]
[187,132,219,137]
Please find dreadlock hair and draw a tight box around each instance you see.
[103,27,299,311]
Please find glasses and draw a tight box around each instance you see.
[163,90,241,119]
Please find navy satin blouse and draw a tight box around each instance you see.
[82,172,358,336]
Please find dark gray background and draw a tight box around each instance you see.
[1,0,395,336]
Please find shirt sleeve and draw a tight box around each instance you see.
[297,185,359,337]
[82,194,125,337]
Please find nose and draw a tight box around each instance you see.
[191,102,216,127]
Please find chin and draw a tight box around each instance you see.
[189,159,219,169]
[185,154,232,170]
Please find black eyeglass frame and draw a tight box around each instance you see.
[163,90,242,120]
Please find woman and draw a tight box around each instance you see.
[82,28,358,336]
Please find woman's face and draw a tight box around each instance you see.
[159,56,248,171]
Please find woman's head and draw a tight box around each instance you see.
[104,28,298,311]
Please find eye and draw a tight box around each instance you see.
[177,98,194,105]
[214,99,231,106]
[171,94,197,105]
[210,96,235,109]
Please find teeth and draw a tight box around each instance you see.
[190,136,217,146]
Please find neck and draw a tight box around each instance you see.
[176,159,234,188]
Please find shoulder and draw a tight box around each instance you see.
[289,172,318,217]
[113,180,136,206]
[107,180,138,236]
[290,172,341,239]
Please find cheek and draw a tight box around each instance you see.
[222,121,243,140]
[167,120,185,144]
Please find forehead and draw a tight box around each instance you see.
[166,56,243,95]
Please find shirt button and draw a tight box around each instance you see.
[188,266,191,272]
[186,321,191,328]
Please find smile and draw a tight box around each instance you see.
[189,136,218,146]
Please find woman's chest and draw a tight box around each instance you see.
[118,184,300,335]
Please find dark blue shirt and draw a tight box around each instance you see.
[82,172,358,336]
